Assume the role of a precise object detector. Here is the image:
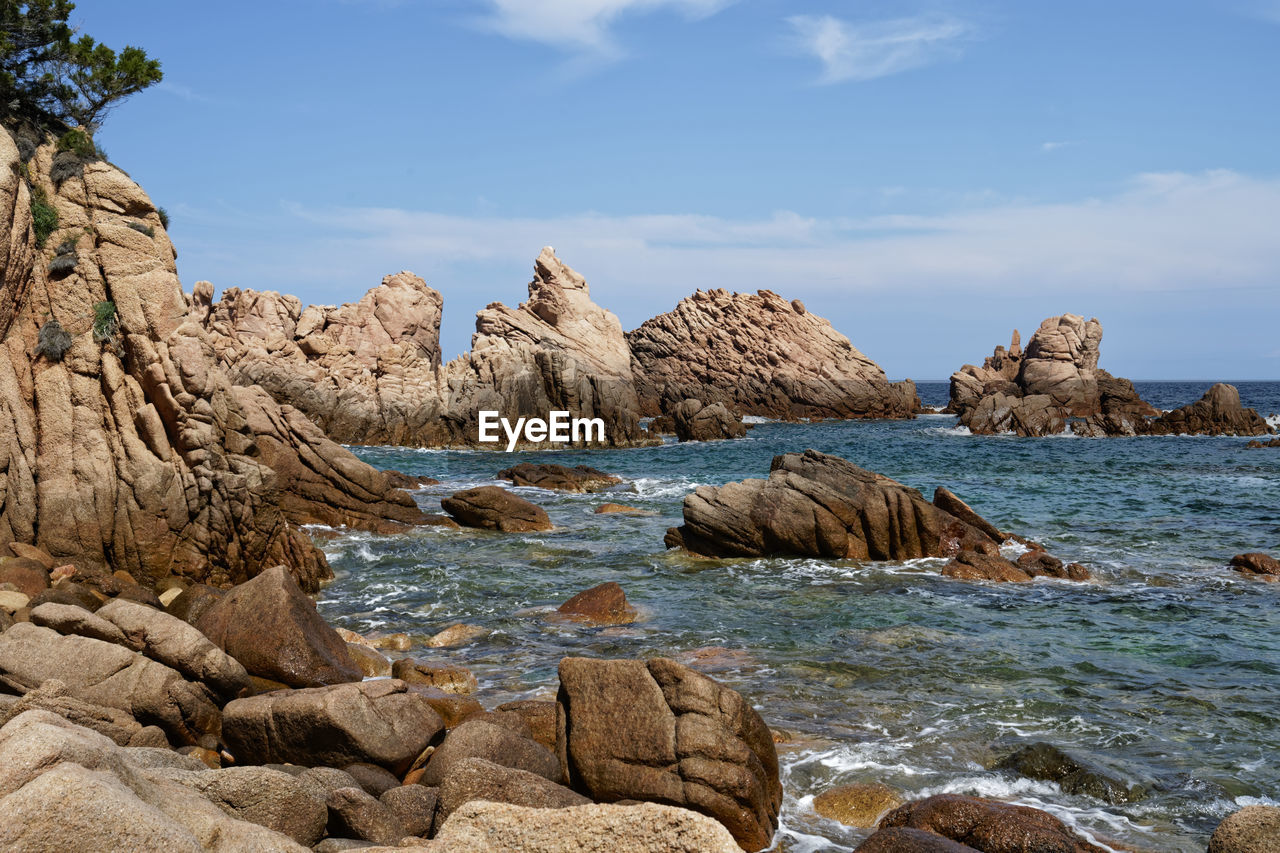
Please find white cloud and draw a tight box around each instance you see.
[787,13,974,84]
[474,0,733,54]
[271,170,1280,300]
[1041,140,1076,152]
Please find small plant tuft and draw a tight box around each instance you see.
[35,319,73,362]
[56,129,104,160]
[92,300,119,345]
[14,135,37,163]
[29,186,58,249]
[50,151,85,186]
[55,238,78,255]
[156,207,169,230]
[125,219,154,238]
[47,253,77,277]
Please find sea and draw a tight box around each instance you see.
[317,381,1280,852]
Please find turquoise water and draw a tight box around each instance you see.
[319,382,1280,852]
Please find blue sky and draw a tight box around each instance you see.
[76,0,1280,379]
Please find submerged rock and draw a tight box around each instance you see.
[1228,552,1280,578]
[867,794,1108,852]
[554,581,638,625]
[628,287,919,421]
[496,462,622,492]
[995,742,1145,804]
[441,486,553,532]
[557,656,781,851]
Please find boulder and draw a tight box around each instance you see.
[557,656,781,851]
[166,583,225,625]
[441,486,552,532]
[941,551,1033,583]
[933,487,1004,543]
[221,679,443,775]
[855,827,979,852]
[0,558,50,598]
[425,623,488,648]
[1229,552,1280,578]
[195,565,362,688]
[494,699,558,751]
[391,658,478,694]
[555,581,638,625]
[1209,805,1280,853]
[1245,437,1280,449]
[995,742,1144,804]
[671,399,747,442]
[28,581,101,611]
[1144,384,1274,436]
[379,784,438,838]
[875,794,1107,852]
[177,765,329,846]
[326,786,405,846]
[0,679,166,747]
[0,622,220,745]
[595,502,649,514]
[628,287,918,421]
[665,450,1000,560]
[435,757,589,829]
[421,719,561,787]
[497,463,622,492]
[431,800,742,853]
[342,762,402,797]
[346,643,392,678]
[812,782,904,828]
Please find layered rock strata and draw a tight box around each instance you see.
[0,128,427,592]
[628,288,919,420]
[199,248,656,449]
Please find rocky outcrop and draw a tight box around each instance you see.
[0,128,431,592]
[1142,383,1274,436]
[664,450,1002,561]
[496,462,622,492]
[199,248,657,449]
[1229,552,1280,579]
[441,486,553,532]
[671,398,747,442]
[627,289,919,420]
[556,656,781,852]
[948,316,1158,437]
[555,581,638,625]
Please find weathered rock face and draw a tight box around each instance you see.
[1143,383,1274,436]
[0,128,429,592]
[199,248,656,449]
[556,656,781,852]
[665,450,1001,561]
[867,794,1108,853]
[628,288,919,420]
[949,316,1158,437]
[671,398,747,442]
[1210,805,1280,853]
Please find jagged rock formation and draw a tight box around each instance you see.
[627,289,919,421]
[1142,383,1273,437]
[199,249,657,449]
[0,127,428,592]
[671,398,747,442]
[948,316,1158,436]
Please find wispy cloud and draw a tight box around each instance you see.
[473,0,733,55]
[787,13,974,84]
[1041,140,1077,152]
[156,81,214,103]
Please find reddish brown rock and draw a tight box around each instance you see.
[557,656,781,852]
[628,288,919,420]
[0,559,50,599]
[670,399,747,442]
[873,794,1108,853]
[554,582,638,626]
[441,486,552,532]
[942,551,1033,583]
[497,463,622,492]
[1144,384,1274,437]
[665,450,1000,561]
[595,502,650,515]
[1229,552,1280,577]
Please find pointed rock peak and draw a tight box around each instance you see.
[533,247,588,294]
[1010,329,1021,355]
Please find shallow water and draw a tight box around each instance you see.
[319,381,1280,852]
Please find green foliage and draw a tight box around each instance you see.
[55,127,98,157]
[91,299,117,344]
[34,317,71,361]
[53,36,162,137]
[156,206,168,230]
[125,219,153,238]
[28,183,57,247]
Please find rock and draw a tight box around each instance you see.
[1229,552,1280,577]
[441,486,553,532]
[628,287,919,421]
[554,581,638,625]
[0,622,220,745]
[425,623,488,648]
[295,766,363,800]
[0,129,430,592]
[178,765,328,845]
[407,686,483,729]
[199,249,657,449]
[432,800,742,853]
[876,794,1107,852]
[195,565,362,688]
[1245,437,1280,449]
[166,583,224,625]
[159,587,183,607]
[380,784,438,838]
[347,642,392,678]
[497,462,622,492]
[494,700,558,751]
[1144,384,1274,436]
[421,719,561,787]
[30,601,128,643]
[7,543,55,569]
[1209,805,1280,853]
[372,632,412,652]
[0,558,50,598]
[665,450,1001,560]
[382,470,439,489]
[595,502,650,514]
[392,658,479,694]
[933,487,1005,543]
[343,762,402,797]
[941,550,1033,583]
[326,787,406,846]
[855,827,979,852]
[557,656,781,851]
[435,757,589,831]
[0,589,30,612]
[0,679,164,747]
[221,679,443,775]
[812,782,904,828]
[671,398,747,442]
[949,317,1160,437]
[29,581,101,611]
[96,597,250,700]
[995,742,1144,804]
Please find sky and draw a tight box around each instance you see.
[73,0,1280,379]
